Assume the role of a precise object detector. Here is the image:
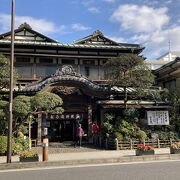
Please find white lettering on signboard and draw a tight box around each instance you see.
[147,111,169,125]
[70,114,75,119]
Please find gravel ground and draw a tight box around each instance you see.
[32,143,102,154]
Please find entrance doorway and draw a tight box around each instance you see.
[47,120,75,142]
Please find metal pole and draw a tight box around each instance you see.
[7,0,15,164]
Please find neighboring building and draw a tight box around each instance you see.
[146,51,180,70]
[145,60,165,70]
[154,57,180,91]
[0,23,168,144]
[156,51,180,63]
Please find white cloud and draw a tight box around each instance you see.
[0,14,10,32]
[71,23,91,31]
[0,14,90,35]
[0,13,60,34]
[111,4,170,33]
[144,27,180,59]
[129,27,180,59]
[81,1,101,14]
[108,36,127,43]
[109,4,179,59]
[130,34,150,43]
[88,7,100,13]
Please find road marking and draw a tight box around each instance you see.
[0,159,180,173]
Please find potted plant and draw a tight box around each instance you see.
[136,144,155,156]
[170,142,180,154]
[19,150,39,162]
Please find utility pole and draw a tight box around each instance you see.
[7,0,15,163]
[168,30,172,62]
[28,115,32,150]
[168,39,172,61]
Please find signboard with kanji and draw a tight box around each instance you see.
[147,111,169,125]
[47,113,82,120]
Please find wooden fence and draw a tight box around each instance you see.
[105,138,180,150]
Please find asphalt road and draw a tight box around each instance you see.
[0,160,180,180]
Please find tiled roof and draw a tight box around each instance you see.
[0,39,143,50]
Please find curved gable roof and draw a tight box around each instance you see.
[0,22,57,43]
[73,30,120,46]
[73,30,143,52]
[22,65,112,97]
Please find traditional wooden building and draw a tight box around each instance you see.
[0,23,166,144]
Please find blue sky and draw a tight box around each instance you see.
[0,0,180,60]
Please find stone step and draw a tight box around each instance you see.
[49,141,74,148]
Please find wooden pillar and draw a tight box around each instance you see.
[98,60,100,80]
[99,108,105,147]
[87,105,92,142]
[33,63,36,79]
[37,113,42,145]
[100,108,105,126]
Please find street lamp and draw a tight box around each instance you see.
[7,0,15,164]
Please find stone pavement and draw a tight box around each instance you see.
[0,146,179,171]
[0,145,170,164]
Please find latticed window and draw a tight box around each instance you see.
[83,60,95,65]
[62,59,75,64]
[16,57,31,63]
[39,58,53,64]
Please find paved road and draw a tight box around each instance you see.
[0,160,180,180]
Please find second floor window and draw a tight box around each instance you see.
[39,58,53,64]
[62,59,75,64]
[16,57,31,63]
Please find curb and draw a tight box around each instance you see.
[0,154,180,170]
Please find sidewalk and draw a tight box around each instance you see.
[0,148,180,170]
[0,147,170,163]
[0,148,136,163]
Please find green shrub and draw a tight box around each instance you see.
[156,131,178,140]
[0,136,7,155]
[114,132,123,141]
[14,136,29,153]
[104,113,114,123]
[136,130,147,142]
[0,136,29,156]
[100,122,113,138]
[123,108,139,122]
[13,142,23,155]
[100,112,147,142]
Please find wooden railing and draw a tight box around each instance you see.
[105,138,180,150]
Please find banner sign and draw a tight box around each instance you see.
[147,111,169,125]
[47,113,82,121]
